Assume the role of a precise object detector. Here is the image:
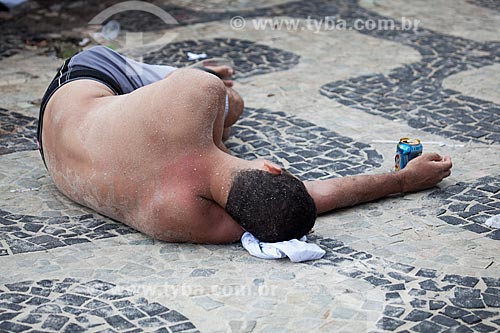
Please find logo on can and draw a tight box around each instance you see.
[395,138,423,171]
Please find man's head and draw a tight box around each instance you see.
[225,163,317,242]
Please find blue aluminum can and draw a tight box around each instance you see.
[395,138,423,171]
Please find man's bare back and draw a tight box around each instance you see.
[42,66,249,243]
[38,47,452,244]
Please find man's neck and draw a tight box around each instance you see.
[208,150,257,208]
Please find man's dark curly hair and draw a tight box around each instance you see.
[225,169,317,242]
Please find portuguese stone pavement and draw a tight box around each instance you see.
[0,0,499,332]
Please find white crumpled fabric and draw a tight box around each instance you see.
[241,232,326,263]
[485,215,500,228]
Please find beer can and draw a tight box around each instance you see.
[394,138,423,171]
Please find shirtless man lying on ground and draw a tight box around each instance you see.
[37,46,452,244]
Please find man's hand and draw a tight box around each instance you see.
[399,153,452,193]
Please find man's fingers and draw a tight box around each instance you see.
[425,152,442,161]
[440,156,452,170]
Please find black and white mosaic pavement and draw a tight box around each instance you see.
[227,107,383,180]
[313,2,500,144]
[0,209,136,256]
[0,108,38,155]
[429,175,500,241]
[1,1,499,331]
[106,0,500,144]
[305,235,500,332]
[143,38,300,79]
[0,278,198,333]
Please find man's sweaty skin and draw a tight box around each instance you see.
[41,65,452,244]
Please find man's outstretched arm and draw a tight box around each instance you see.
[305,153,452,214]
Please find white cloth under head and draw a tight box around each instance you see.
[241,232,326,263]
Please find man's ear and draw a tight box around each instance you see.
[263,161,282,175]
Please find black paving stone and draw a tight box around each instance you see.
[138,317,164,328]
[388,271,415,283]
[138,302,169,316]
[104,315,135,330]
[482,278,500,288]
[154,329,169,333]
[405,309,433,321]
[385,292,404,305]
[416,268,438,278]
[450,298,485,309]
[471,323,496,332]
[36,280,53,288]
[462,224,491,234]
[113,300,134,309]
[4,282,32,293]
[30,287,51,298]
[89,305,114,318]
[488,230,500,240]
[0,321,30,332]
[99,289,134,301]
[0,302,23,311]
[383,305,406,318]
[84,299,108,309]
[420,279,442,291]
[376,317,405,331]
[334,246,356,254]
[62,323,86,333]
[442,275,479,288]
[159,310,188,323]
[430,301,447,310]
[56,294,90,307]
[431,314,461,327]
[169,322,196,332]
[441,306,470,319]
[482,293,500,307]
[120,306,147,320]
[410,299,427,309]
[364,276,392,286]
[442,285,457,292]
[0,312,20,321]
[41,314,69,330]
[18,314,42,324]
[461,314,482,325]
[410,320,444,333]
[384,283,406,291]
[442,326,474,333]
[80,280,115,293]
[0,293,30,303]
[439,215,467,225]
[478,185,500,193]
[62,306,87,316]
[472,310,499,319]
